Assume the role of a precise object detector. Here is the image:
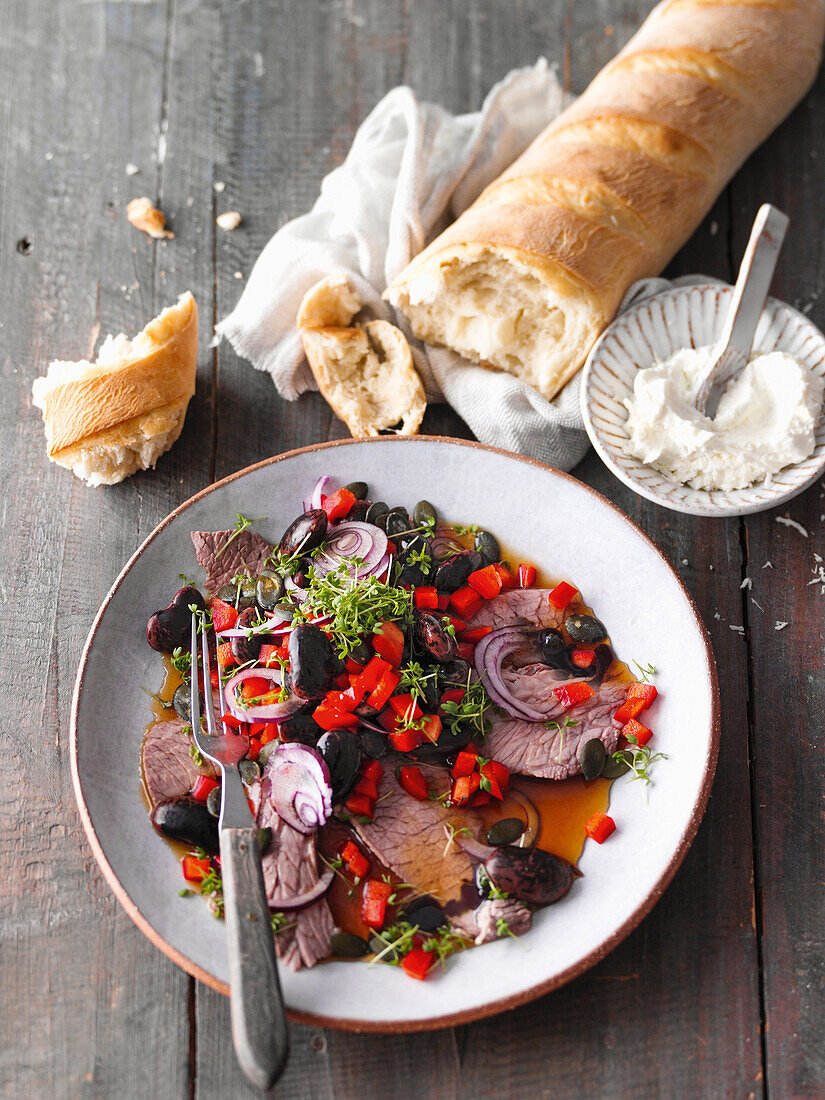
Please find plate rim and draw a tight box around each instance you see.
[581,284,825,518]
[70,435,721,1033]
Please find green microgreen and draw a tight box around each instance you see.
[188,742,204,768]
[476,866,511,902]
[421,926,469,968]
[544,714,579,762]
[399,661,439,705]
[632,659,657,683]
[610,736,668,791]
[439,673,493,741]
[451,523,479,537]
[215,513,265,559]
[318,852,358,897]
[368,922,419,965]
[171,647,191,675]
[440,616,457,638]
[442,822,473,857]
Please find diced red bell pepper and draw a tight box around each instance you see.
[361,759,384,783]
[517,563,537,588]
[570,648,595,669]
[361,879,393,930]
[259,722,279,745]
[585,812,616,844]
[450,750,478,778]
[322,487,357,522]
[436,593,451,611]
[413,586,439,610]
[479,761,503,799]
[479,760,509,798]
[259,642,287,668]
[313,699,359,730]
[209,597,238,632]
[246,721,265,737]
[345,793,375,819]
[622,717,653,747]
[210,665,220,690]
[398,765,429,801]
[366,668,400,711]
[333,672,350,689]
[247,737,262,761]
[389,727,423,753]
[323,688,361,713]
[340,840,371,879]
[468,564,503,600]
[469,789,492,808]
[443,615,467,635]
[216,642,236,670]
[345,656,365,674]
[401,946,435,980]
[553,682,595,709]
[627,682,658,710]
[191,775,219,803]
[613,698,644,723]
[548,581,577,610]
[354,775,380,801]
[457,641,476,665]
[221,713,245,729]
[459,626,491,644]
[388,694,423,722]
[494,563,516,590]
[440,688,466,710]
[372,621,405,667]
[181,855,211,883]
[449,586,484,620]
[241,676,273,701]
[451,771,481,805]
[419,714,442,743]
[353,654,391,694]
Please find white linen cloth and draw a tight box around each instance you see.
[216,62,709,470]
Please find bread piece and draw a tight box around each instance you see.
[32,292,198,486]
[385,0,825,399]
[298,275,426,436]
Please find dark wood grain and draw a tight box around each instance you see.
[2,0,823,1095]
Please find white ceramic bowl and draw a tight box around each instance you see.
[581,284,825,517]
[71,438,719,1031]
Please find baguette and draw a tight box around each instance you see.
[385,0,825,400]
[32,292,198,486]
[298,275,426,436]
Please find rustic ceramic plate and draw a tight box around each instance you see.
[71,437,719,1031]
[582,284,825,517]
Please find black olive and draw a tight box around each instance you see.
[350,640,373,666]
[173,681,192,722]
[565,613,608,645]
[413,500,437,527]
[288,624,335,699]
[279,509,328,558]
[230,607,265,665]
[359,728,390,758]
[387,508,410,538]
[151,797,219,853]
[580,738,607,782]
[439,659,471,688]
[434,552,473,593]
[593,643,614,678]
[345,499,371,521]
[403,896,445,932]
[486,818,526,846]
[417,668,442,711]
[396,562,426,588]
[365,501,389,525]
[539,628,567,667]
[330,932,371,958]
[255,570,284,611]
[345,481,369,500]
[278,703,323,746]
[485,845,580,906]
[147,586,206,653]
[413,611,458,664]
[317,728,363,802]
[408,718,475,763]
[474,529,500,565]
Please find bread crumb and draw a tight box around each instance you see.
[125,163,140,176]
[233,271,243,279]
[127,197,174,239]
[45,152,53,161]
[216,211,242,231]
[775,515,808,537]
[213,181,226,192]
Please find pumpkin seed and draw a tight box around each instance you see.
[331,931,371,958]
[413,499,438,527]
[365,501,389,525]
[206,786,221,818]
[345,481,369,500]
[565,613,607,644]
[486,817,526,846]
[239,758,261,784]
[474,529,500,565]
[581,738,607,781]
[257,827,272,854]
[601,756,630,780]
[258,741,279,768]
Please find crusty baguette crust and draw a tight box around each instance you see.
[37,293,198,456]
[385,0,825,399]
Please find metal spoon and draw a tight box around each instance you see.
[694,203,789,419]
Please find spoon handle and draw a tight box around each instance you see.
[696,203,789,418]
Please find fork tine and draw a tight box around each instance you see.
[201,621,217,736]
[189,613,201,734]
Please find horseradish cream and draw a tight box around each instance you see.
[623,346,824,491]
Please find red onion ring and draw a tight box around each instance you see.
[431,531,464,560]
[266,868,334,911]
[475,627,557,722]
[312,522,388,577]
[217,609,293,639]
[223,667,303,722]
[261,743,333,835]
[308,475,331,511]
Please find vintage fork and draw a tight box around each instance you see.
[190,613,289,1090]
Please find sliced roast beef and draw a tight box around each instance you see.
[470,588,564,633]
[191,529,274,593]
[257,791,334,971]
[485,675,627,780]
[141,718,218,804]
[353,769,478,905]
[452,897,532,945]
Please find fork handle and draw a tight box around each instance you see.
[220,827,290,1090]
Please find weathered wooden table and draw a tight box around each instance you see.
[2,1,823,1096]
